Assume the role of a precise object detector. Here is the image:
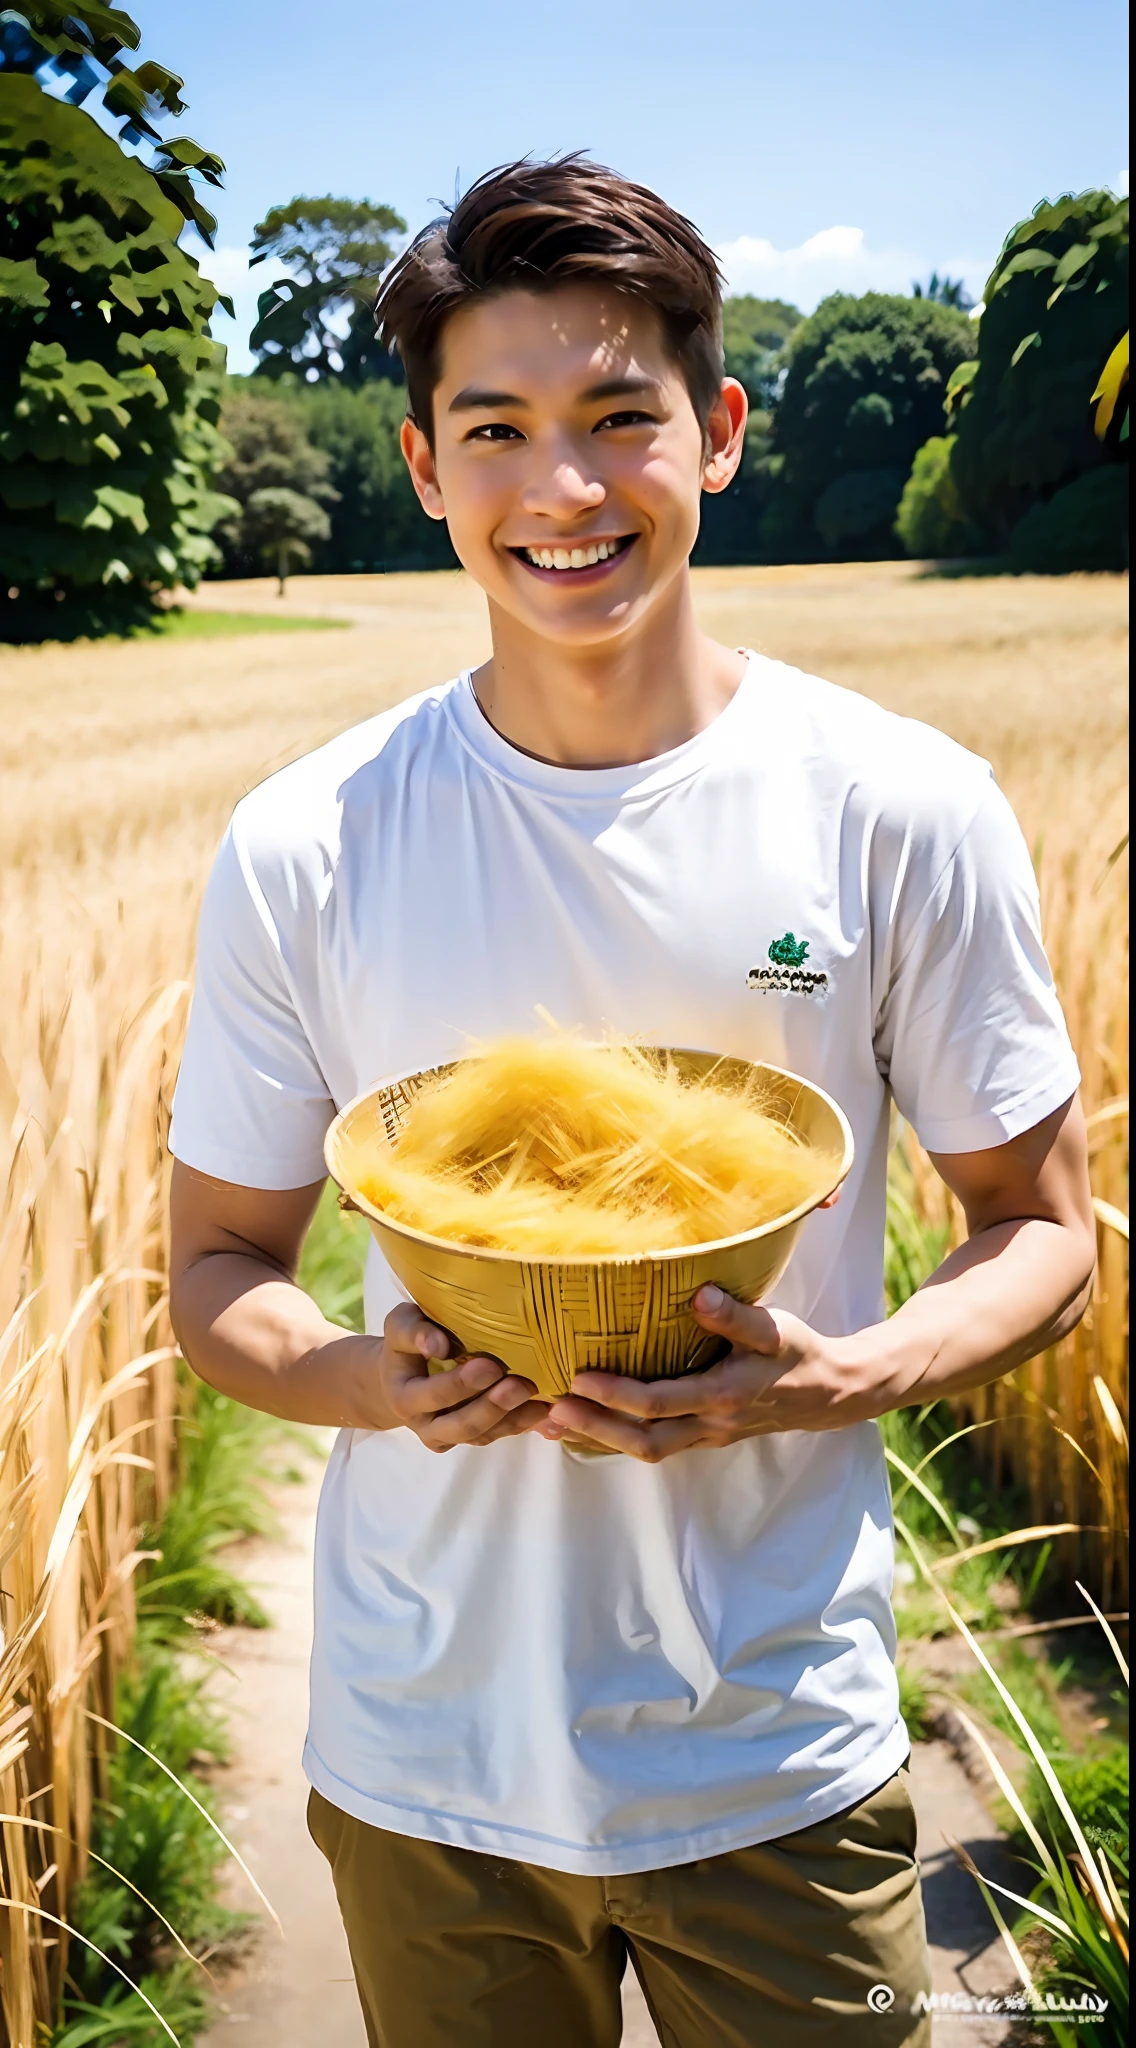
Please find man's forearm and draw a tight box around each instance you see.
[853,1213,1094,1412]
[171,1251,397,1429]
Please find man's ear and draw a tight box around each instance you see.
[701,378,748,496]
[400,416,448,521]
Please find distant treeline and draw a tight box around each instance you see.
[214,188,1127,582]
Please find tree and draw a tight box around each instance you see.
[214,387,338,576]
[912,272,974,311]
[276,378,458,571]
[691,297,801,564]
[249,196,406,382]
[0,4,234,639]
[765,293,977,558]
[241,485,331,593]
[894,435,983,559]
[721,295,802,408]
[946,190,1128,549]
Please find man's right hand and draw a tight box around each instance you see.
[378,1302,551,1450]
[169,1164,551,1444]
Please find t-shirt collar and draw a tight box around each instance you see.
[444,651,759,803]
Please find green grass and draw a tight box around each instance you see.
[134,1380,301,1636]
[57,1646,236,2045]
[896,1659,932,1741]
[145,606,348,639]
[56,1378,318,2041]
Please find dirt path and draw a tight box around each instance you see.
[199,1472,1024,2047]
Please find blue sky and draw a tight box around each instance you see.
[148,0,1129,370]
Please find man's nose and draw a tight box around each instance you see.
[520,442,606,520]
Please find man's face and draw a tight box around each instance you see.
[401,284,745,649]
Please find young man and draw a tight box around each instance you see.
[169,159,1095,2047]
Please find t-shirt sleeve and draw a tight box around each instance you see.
[873,777,1080,1153]
[169,818,335,1189]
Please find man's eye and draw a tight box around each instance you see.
[466,422,525,442]
[595,410,653,431]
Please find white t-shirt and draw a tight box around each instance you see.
[170,654,1078,1876]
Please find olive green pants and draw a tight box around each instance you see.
[307,1767,931,2046]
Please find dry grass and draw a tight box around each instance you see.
[0,563,1127,2040]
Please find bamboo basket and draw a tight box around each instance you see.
[325,1050,853,1410]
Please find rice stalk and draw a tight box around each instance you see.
[0,964,187,2045]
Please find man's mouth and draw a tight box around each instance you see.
[511,534,637,574]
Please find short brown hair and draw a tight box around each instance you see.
[374,156,725,442]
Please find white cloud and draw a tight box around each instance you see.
[717,225,921,309]
[1113,166,1129,196]
[717,224,988,312]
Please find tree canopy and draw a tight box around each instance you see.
[721,295,801,407]
[215,388,338,578]
[766,292,977,557]
[1,6,234,638]
[249,195,407,382]
[946,188,1128,546]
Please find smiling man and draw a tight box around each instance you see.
[168,159,1095,2047]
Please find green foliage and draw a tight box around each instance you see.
[767,292,978,558]
[135,1379,292,1637]
[4,4,224,243]
[895,434,985,559]
[298,1181,368,1332]
[250,194,406,383]
[241,484,332,590]
[0,20,235,639]
[214,385,338,581]
[721,295,802,407]
[693,403,781,566]
[53,1961,210,2047]
[58,1647,233,2041]
[55,1377,312,2038]
[896,1659,931,1740]
[1030,1747,1129,1870]
[1008,465,1129,574]
[912,272,974,311]
[947,190,1128,549]
[274,375,457,571]
[884,1145,950,1316]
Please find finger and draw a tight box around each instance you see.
[421,1384,545,1449]
[476,1399,554,1443]
[543,1396,712,1461]
[691,1286,783,1354]
[383,1301,452,1362]
[567,1363,739,1419]
[390,1351,509,1420]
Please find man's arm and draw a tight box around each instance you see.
[539,1094,1096,1460]
[169,1162,551,1448]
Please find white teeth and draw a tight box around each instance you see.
[522,539,625,570]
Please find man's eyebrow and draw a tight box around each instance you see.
[447,374,663,413]
[580,375,662,402]
[448,387,529,412]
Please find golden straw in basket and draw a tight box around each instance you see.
[325,1051,854,1436]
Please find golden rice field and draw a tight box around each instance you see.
[0,563,1128,2039]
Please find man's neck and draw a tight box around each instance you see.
[472,572,746,770]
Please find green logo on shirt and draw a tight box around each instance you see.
[748,932,828,996]
[767,931,810,968]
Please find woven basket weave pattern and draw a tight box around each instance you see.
[326,1052,853,1403]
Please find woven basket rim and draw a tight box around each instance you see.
[324,1048,855,1269]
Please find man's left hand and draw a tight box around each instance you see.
[540,1286,908,1461]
